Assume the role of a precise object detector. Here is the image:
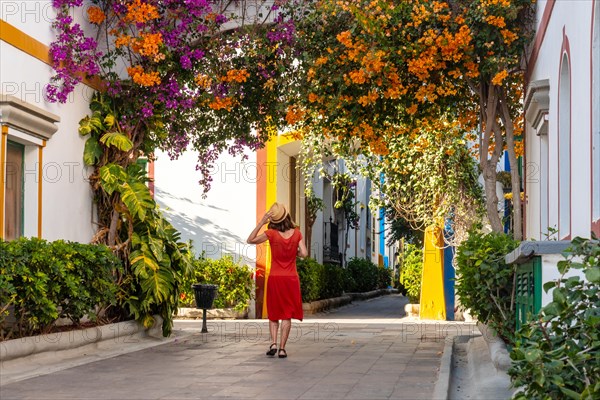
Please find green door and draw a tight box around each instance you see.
[515,256,542,330]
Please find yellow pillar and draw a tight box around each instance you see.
[419,224,446,320]
[262,133,296,318]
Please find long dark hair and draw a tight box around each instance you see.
[268,214,296,232]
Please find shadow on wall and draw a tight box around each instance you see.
[154,187,255,265]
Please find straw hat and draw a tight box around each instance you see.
[268,202,288,223]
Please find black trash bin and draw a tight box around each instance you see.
[192,284,218,309]
[191,284,218,333]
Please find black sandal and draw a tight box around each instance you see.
[266,343,277,356]
[278,349,287,358]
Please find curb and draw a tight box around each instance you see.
[432,336,454,400]
[175,307,248,319]
[0,318,162,362]
[303,295,352,314]
[477,322,511,372]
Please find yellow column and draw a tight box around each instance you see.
[419,224,446,320]
[0,126,8,239]
[262,133,297,318]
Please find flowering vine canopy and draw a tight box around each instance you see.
[48,0,300,190]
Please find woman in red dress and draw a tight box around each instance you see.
[247,202,308,358]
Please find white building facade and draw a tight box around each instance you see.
[524,0,600,241]
[1,4,96,243]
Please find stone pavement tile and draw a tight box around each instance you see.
[319,371,364,385]
[298,383,352,400]
[345,385,394,399]
[258,385,311,400]
[210,385,267,398]
[195,371,253,383]
[389,389,434,400]
[158,383,230,399]
[360,372,401,384]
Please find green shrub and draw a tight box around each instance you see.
[399,243,423,303]
[509,237,600,399]
[0,238,121,340]
[180,255,254,312]
[377,265,392,289]
[346,257,379,292]
[297,257,324,302]
[455,231,518,343]
[321,263,348,299]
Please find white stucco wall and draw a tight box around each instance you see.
[525,1,597,240]
[540,253,586,307]
[1,7,96,242]
[153,150,257,266]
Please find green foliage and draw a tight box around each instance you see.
[346,257,380,293]
[0,238,120,340]
[386,211,425,247]
[296,258,349,302]
[399,243,423,303]
[180,255,254,312]
[321,263,349,299]
[509,237,600,400]
[97,161,193,337]
[377,265,392,289]
[297,257,324,303]
[332,172,360,230]
[76,93,195,337]
[455,230,519,343]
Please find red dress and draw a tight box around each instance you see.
[265,228,304,321]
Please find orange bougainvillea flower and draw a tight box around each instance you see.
[285,105,305,125]
[131,32,163,58]
[220,69,250,83]
[87,6,106,24]
[485,15,507,29]
[127,65,161,87]
[500,29,518,45]
[195,74,212,89]
[513,140,524,157]
[307,93,320,103]
[114,35,131,48]
[349,69,368,84]
[209,96,234,111]
[125,0,160,24]
[492,69,508,86]
[336,31,353,47]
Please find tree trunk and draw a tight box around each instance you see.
[479,85,504,233]
[498,91,523,240]
[482,161,504,233]
[304,196,313,257]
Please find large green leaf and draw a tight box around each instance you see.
[148,236,165,262]
[78,116,93,136]
[99,164,127,195]
[99,131,133,152]
[104,114,116,128]
[120,180,154,221]
[140,268,174,303]
[83,136,103,166]
[130,250,160,277]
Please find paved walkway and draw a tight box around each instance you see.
[0,294,477,399]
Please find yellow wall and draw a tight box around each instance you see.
[262,133,297,318]
[419,225,446,320]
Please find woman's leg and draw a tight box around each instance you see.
[269,319,280,345]
[279,319,291,350]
